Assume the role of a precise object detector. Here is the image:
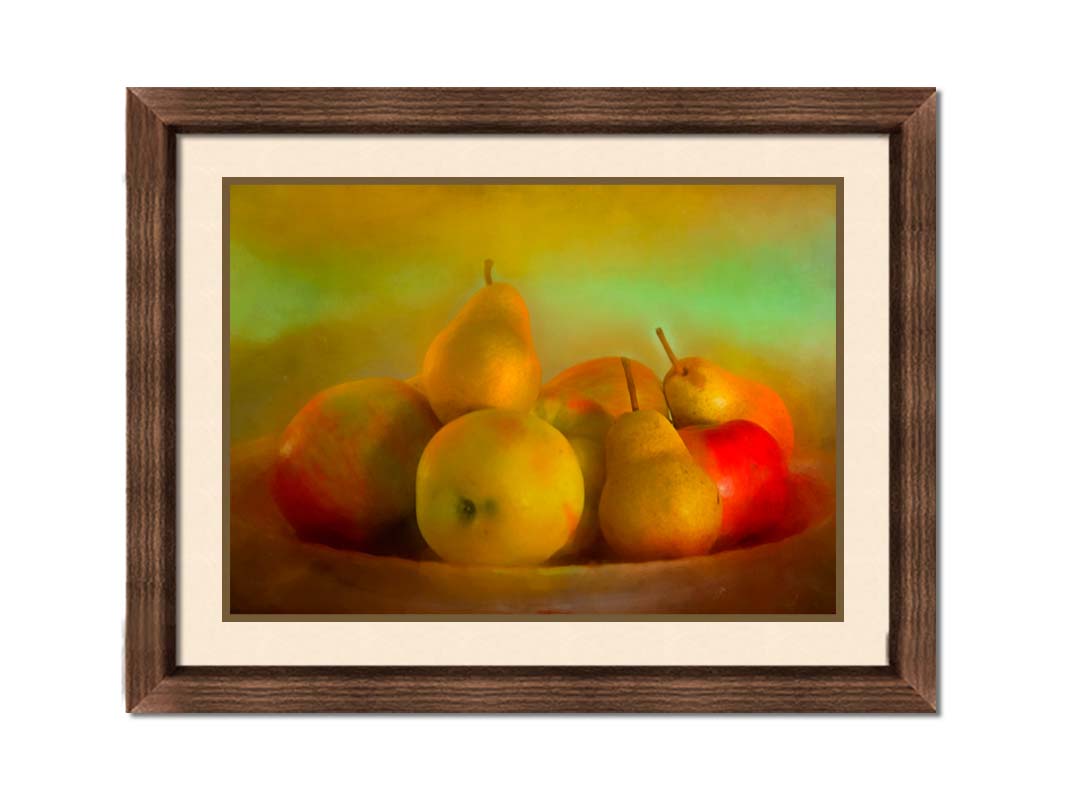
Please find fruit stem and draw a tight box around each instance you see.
[655,327,686,375]
[484,259,494,286]
[621,357,639,412]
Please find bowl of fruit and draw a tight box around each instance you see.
[230,261,836,616]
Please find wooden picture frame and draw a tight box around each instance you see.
[127,87,936,712]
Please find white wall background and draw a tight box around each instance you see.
[2,2,1064,797]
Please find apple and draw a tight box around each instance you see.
[415,409,585,566]
[271,378,440,551]
[678,420,788,548]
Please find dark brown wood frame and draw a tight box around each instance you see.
[127,88,936,712]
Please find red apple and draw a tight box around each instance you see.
[678,420,788,548]
[271,378,440,551]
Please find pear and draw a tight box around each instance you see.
[534,357,666,560]
[598,358,722,561]
[420,260,541,423]
[656,327,795,461]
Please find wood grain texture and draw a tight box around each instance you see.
[889,95,938,708]
[126,88,937,713]
[134,667,932,713]
[129,87,934,134]
[126,91,177,710]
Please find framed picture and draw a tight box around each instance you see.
[127,88,936,712]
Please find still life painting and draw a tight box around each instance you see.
[226,180,840,617]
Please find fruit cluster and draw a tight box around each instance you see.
[270,261,794,566]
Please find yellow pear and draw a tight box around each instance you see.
[420,260,541,423]
[534,357,666,560]
[415,408,584,566]
[599,358,722,561]
[656,327,795,460]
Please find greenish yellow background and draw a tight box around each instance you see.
[229,183,837,454]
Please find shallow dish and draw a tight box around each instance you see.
[229,438,837,615]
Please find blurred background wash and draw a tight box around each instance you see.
[229,183,837,454]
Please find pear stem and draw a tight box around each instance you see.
[484,259,494,286]
[621,357,639,412]
[655,327,686,375]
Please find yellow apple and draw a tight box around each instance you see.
[415,409,584,566]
